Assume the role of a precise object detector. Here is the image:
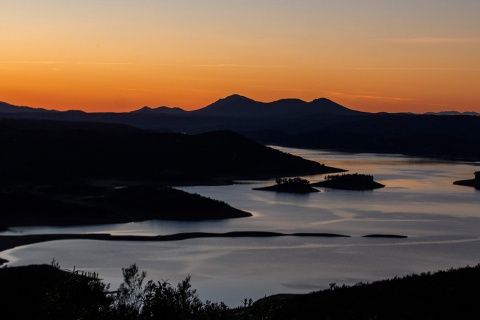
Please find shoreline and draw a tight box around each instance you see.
[0,231,408,266]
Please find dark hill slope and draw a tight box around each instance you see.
[0,101,54,114]
[266,113,480,160]
[0,119,339,184]
[261,264,480,320]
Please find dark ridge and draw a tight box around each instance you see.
[4,97,480,161]
[193,94,359,117]
[130,106,186,115]
[0,101,56,114]
[284,113,480,161]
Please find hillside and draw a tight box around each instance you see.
[0,118,340,185]
[257,264,480,320]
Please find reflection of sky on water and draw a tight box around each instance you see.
[1,148,480,306]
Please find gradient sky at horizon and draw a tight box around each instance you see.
[1,0,479,113]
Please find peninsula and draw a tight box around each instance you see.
[453,171,480,189]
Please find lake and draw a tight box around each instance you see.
[1,147,479,306]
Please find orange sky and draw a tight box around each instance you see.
[1,1,479,113]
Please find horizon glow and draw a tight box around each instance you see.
[1,1,479,113]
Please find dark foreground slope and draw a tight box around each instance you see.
[0,119,340,185]
[1,264,479,320]
[258,264,480,320]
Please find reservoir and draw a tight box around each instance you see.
[2,147,479,306]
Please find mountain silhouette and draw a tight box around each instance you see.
[425,111,480,117]
[0,101,55,114]
[193,94,359,117]
[130,106,187,115]
[2,96,480,160]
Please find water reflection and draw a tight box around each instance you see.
[2,148,480,306]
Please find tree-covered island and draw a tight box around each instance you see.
[311,173,385,190]
[253,177,319,193]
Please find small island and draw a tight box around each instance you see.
[453,171,480,189]
[311,173,385,191]
[253,177,319,194]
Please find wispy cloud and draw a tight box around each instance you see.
[351,95,415,102]
[111,87,150,92]
[8,61,133,65]
[348,67,480,71]
[193,64,286,68]
[75,62,133,65]
[325,91,415,103]
[10,61,66,64]
[390,37,480,44]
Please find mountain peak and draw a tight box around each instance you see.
[194,94,361,117]
[221,94,255,102]
[130,106,185,115]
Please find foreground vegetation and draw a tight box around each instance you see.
[1,262,479,319]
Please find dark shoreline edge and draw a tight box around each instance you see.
[0,231,410,266]
[453,179,480,189]
[363,234,408,239]
[0,231,350,252]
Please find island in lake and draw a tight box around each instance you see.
[311,173,385,190]
[453,171,480,189]
[253,177,319,193]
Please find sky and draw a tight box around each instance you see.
[1,0,480,113]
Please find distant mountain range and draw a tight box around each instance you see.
[1,94,360,117]
[2,94,478,117]
[424,111,480,117]
[128,94,360,117]
[2,95,480,161]
[0,101,56,114]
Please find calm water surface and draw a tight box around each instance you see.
[2,148,479,306]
